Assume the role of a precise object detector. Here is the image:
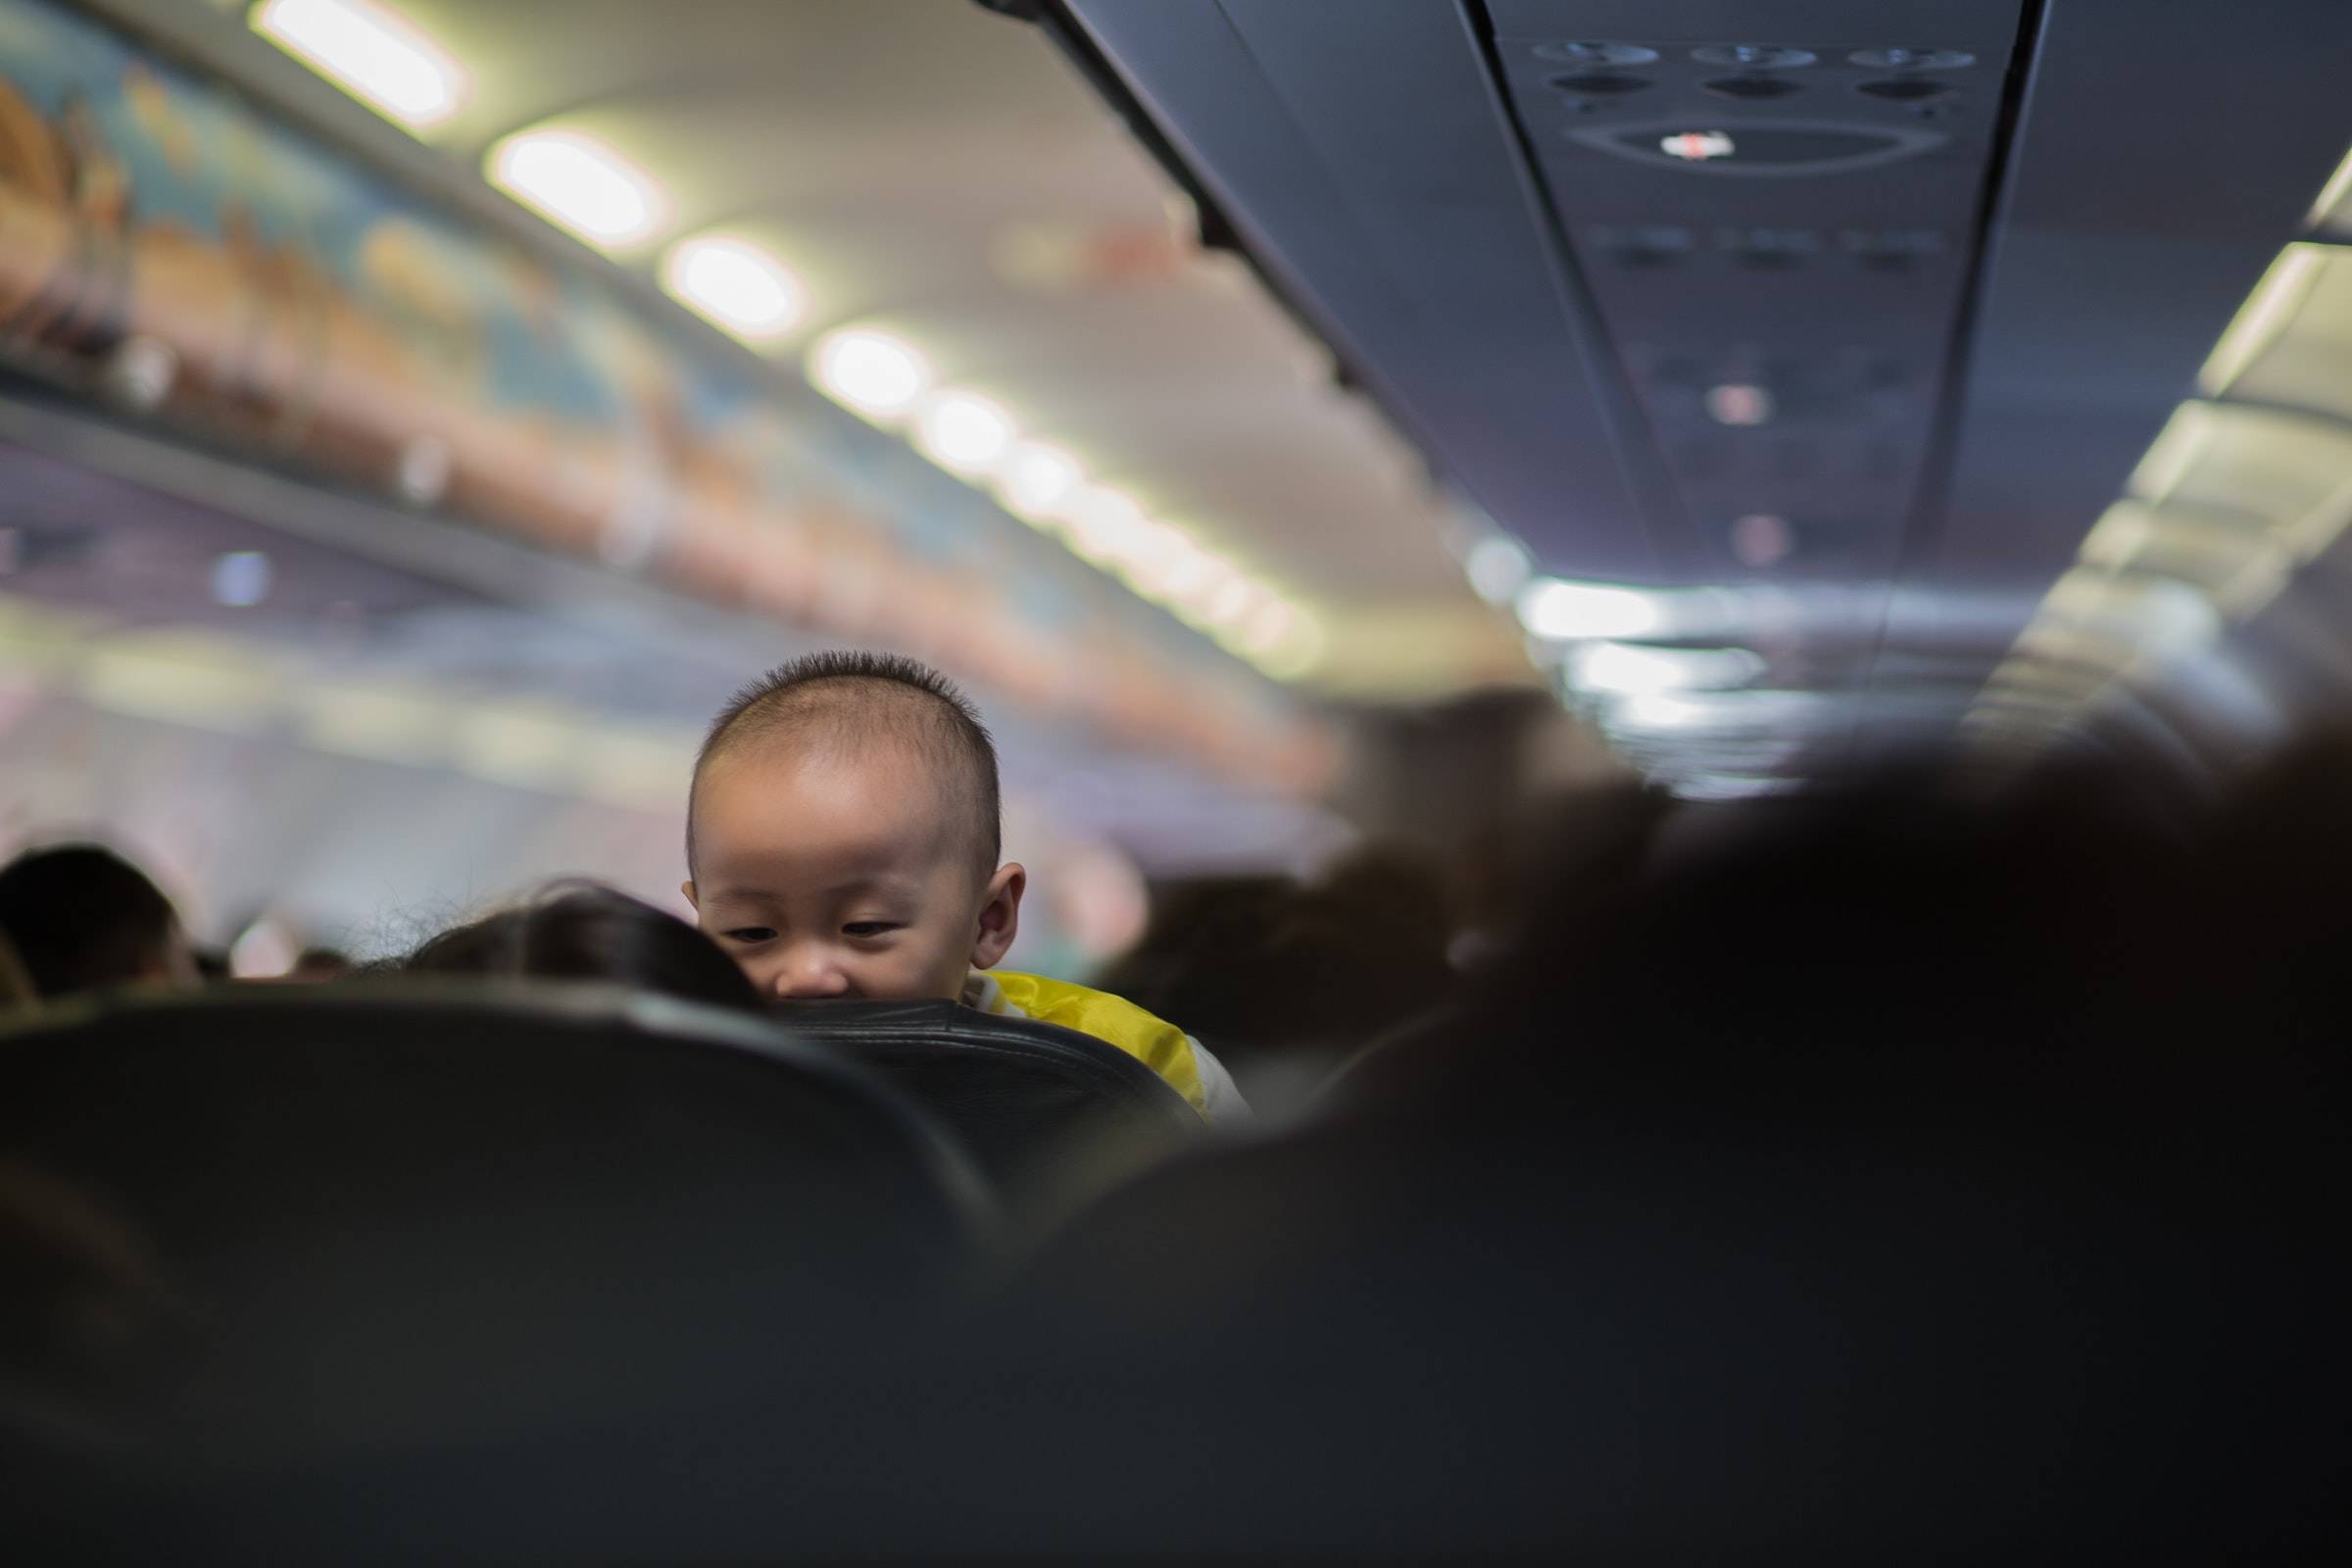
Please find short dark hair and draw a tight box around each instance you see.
[404,883,760,1012]
[689,651,1002,877]
[0,844,183,1001]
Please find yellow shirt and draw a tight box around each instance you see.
[964,969,1246,1123]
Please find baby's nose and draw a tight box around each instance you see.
[768,951,853,999]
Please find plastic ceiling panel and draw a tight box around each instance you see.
[2218,248,2352,424]
[1492,0,2021,608]
[2080,502,2286,597]
[1485,0,1989,37]
[2149,406,2352,546]
[1875,0,2351,705]
[1065,0,1661,582]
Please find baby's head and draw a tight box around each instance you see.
[683,652,1022,1002]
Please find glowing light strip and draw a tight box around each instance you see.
[252,0,468,131]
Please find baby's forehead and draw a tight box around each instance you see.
[706,726,956,799]
[693,733,984,861]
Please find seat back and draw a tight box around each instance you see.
[0,982,990,1462]
[769,997,1202,1223]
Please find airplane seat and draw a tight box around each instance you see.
[769,997,1204,1228]
[0,982,994,1486]
[955,1091,2348,1558]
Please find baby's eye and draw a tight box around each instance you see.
[722,926,777,944]
[842,921,901,939]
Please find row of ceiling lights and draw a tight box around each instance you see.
[249,0,1324,682]
[1460,528,1834,799]
[1460,531,1768,702]
[808,327,1319,675]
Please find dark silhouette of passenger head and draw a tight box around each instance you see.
[1094,873,1299,1046]
[404,884,760,1012]
[0,844,195,1002]
[287,948,353,983]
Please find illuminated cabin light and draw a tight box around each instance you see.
[211,551,273,608]
[662,234,805,342]
[1614,693,1713,729]
[253,0,468,130]
[1671,772,1797,802]
[1252,608,1327,681]
[1237,594,1298,655]
[1515,576,1666,640]
[1203,571,1268,628]
[1115,516,1191,584]
[1131,527,1214,599]
[911,391,1015,476]
[2198,244,2325,395]
[1705,382,1775,426]
[1661,129,1737,161]
[1464,533,1533,604]
[1063,486,1150,564]
[1569,641,1765,696]
[1729,512,1793,566]
[1166,550,1242,625]
[487,128,668,248]
[808,328,933,419]
[998,441,1083,519]
[1156,536,1215,597]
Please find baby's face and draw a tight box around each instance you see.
[685,742,1018,1002]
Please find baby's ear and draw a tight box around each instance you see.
[969,862,1025,970]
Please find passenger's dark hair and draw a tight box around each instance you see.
[404,883,760,1012]
[690,650,1001,877]
[0,844,185,1001]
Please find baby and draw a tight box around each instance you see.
[684,651,1246,1122]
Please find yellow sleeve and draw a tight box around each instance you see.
[984,970,1209,1117]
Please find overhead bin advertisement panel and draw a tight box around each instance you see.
[0,0,1323,789]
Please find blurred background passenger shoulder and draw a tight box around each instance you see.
[0,843,196,1003]
[402,882,760,1013]
[0,929,35,1014]
[1093,845,1459,1117]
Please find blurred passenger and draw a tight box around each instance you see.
[1093,874,1298,1044]
[1098,848,1456,1114]
[2193,728,2352,1103]
[404,883,760,1013]
[684,651,1246,1121]
[983,767,2339,1556]
[0,844,197,1003]
[1447,780,1676,969]
[0,930,35,1013]
[1354,777,2201,1118]
[286,947,354,983]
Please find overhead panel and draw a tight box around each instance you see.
[1061,0,2351,788]
[1490,0,2023,622]
[1067,0,2035,787]
[1880,0,2352,744]
[1063,0,1660,582]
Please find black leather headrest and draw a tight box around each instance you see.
[769,997,1202,1220]
[0,981,992,1455]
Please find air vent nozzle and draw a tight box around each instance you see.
[1550,72,1651,95]
[1690,44,1817,70]
[1703,75,1803,100]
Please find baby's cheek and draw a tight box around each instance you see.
[855,951,925,1000]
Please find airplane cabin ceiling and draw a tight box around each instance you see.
[1058,0,2352,787]
[317,0,1513,635]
